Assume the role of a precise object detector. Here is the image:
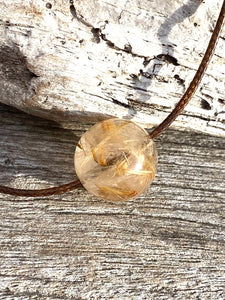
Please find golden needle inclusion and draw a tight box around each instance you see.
[74,118,158,201]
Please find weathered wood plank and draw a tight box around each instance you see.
[0,0,225,136]
[0,104,225,299]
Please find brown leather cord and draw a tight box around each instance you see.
[1,1,225,197]
[0,180,82,197]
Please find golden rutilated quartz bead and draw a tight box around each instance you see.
[74,118,158,201]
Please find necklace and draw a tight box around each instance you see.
[1,1,225,200]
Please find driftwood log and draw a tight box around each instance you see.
[0,103,225,299]
[0,0,225,136]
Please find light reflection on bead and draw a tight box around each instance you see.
[74,118,158,201]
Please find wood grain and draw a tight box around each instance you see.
[0,104,225,299]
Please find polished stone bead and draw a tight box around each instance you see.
[74,118,157,201]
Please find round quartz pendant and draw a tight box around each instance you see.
[74,118,158,201]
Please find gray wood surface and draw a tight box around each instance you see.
[0,103,225,299]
